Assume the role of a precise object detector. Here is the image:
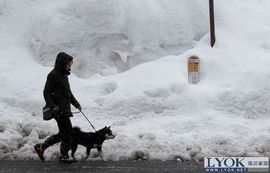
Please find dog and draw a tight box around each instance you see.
[71,126,116,161]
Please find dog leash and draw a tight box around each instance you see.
[80,111,97,132]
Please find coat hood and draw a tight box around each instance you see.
[54,52,73,75]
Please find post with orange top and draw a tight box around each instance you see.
[188,56,200,84]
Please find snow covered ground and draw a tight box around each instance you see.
[1,0,270,161]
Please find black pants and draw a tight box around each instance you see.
[42,114,72,157]
[55,115,73,157]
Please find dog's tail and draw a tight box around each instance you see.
[72,127,81,135]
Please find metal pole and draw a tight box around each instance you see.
[209,0,216,47]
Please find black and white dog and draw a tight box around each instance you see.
[71,126,116,160]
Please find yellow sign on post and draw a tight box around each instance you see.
[188,56,200,84]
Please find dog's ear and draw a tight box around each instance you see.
[108,126,111,129]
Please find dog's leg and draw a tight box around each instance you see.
[97,146,105,161]
[85,147,91,160]
[71,144,78,160]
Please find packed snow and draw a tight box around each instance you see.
[1,0,270,161]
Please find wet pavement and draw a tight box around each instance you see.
[0,160,204,173]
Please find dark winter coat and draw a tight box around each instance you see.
[43,53,80,117]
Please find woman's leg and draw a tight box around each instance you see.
[34,132,61,161]
[55,115,73,159]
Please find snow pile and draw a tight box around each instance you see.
[28,0,208,77]
[0,2,5,16]
[1,0,270,161]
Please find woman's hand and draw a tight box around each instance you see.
[77,105,82,112]
[52,106,60,112]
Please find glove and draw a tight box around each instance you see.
[77,105,82,111]
[52,106,60,112]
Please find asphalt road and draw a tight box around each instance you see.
[0,160,204,173]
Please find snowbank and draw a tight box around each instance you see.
[28,0,208,77]
[0,0,270,161]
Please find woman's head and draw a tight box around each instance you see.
[55,52,74,75]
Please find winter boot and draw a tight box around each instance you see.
[59,142,77,163]
[34,134,61,161]
[59,155,77,163]
[34,143,46,161]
